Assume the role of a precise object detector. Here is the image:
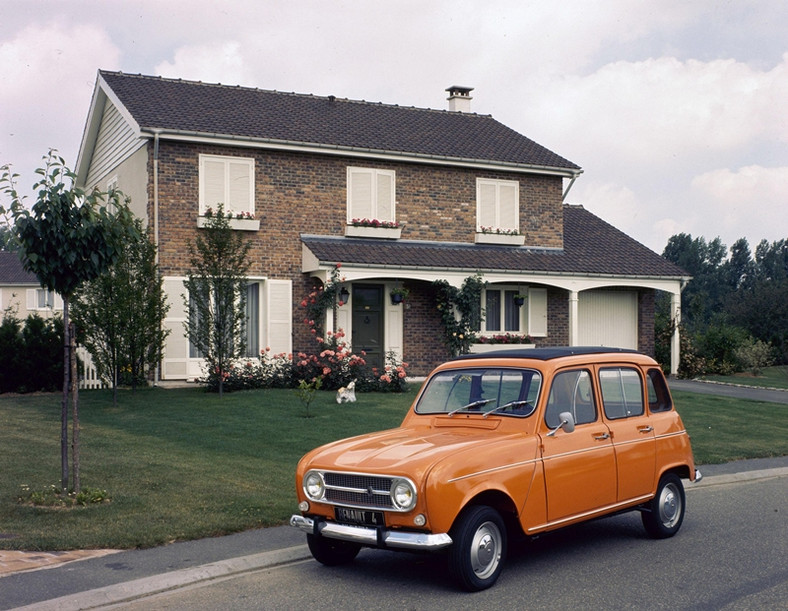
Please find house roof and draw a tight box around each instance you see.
[95,71,581,175]
[0,251,38,284]
[302,205,687,279]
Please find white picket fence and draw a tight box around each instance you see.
[77,347,106,390]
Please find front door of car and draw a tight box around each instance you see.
[539,368,617,524]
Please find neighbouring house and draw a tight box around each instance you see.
[0,251,63,320]
[75,72,688,380]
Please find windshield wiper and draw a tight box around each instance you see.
[447,399,494,417]
[483,400,530,418]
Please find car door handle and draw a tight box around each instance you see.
[638,426,654,433]
[594,433,610,440]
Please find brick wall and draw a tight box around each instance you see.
[637,289,656,357]
[147,140,566,369]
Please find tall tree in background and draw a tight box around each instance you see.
[72,220,170,405]
[0,151,138,492]
[184,205,251,397]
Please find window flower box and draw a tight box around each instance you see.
[469,343,535,353]
[345,225,402,239]
[475,232,525,246]
[197,217,260,231]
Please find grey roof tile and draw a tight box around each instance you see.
[302,205,686,278]
[0,251,38,284]
[99,71,580,172]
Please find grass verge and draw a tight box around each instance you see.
[0,384,785,550]
[699,365,788,390]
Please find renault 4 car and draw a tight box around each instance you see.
[291,347,701,591]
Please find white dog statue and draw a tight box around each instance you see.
[336,380,357,403]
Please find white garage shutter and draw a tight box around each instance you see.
[578,291,637,349]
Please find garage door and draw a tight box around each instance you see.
[578,290,637,349]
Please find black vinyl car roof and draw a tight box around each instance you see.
[451,347,640,361]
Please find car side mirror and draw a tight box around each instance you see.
[547,411,576,437]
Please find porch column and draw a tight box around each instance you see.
[670,292,681,375]
[568,290,579,346]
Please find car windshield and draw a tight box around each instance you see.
[415,367,542,417]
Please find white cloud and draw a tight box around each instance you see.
[691,165,788,245]
[155,41,256,87]
[0,21,120,192]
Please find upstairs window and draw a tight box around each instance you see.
[199,154,255,217]
[347,167,395,224]
[476,178,519,233]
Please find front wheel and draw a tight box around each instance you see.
[448,505,507,591]
[641,473,685,538]
[306,533,361,566]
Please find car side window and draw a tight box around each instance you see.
[646,368,673,412]
[545,369,596,429]
[599,367,644,419]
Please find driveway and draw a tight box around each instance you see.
[669,378,788,404]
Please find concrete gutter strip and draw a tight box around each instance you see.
[14,545,310,611]
[687,466,788,490]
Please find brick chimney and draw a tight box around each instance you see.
[446,86,473,112]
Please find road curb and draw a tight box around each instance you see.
[687,466,788,489]
[14,544,310,610]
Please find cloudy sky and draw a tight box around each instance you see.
[1,0,785,253]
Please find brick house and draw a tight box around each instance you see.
[75,71,687,379]
[0,251,63,320]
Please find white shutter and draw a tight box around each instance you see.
[528,288,548,337]
[376,171,394,221]
[26,289,37,310]
[265,279,292,354]
[349,168,373,220]
[228,160,252,212]
[499,183,518,230]
[53,293,64,311]
[202,158,225,210]
[478,181,497,228]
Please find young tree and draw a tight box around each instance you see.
[72,220,170,405]
[183,205,251,397]
[0,151,138,492]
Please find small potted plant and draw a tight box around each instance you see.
[513,294,527,307]
[390,287,410,305]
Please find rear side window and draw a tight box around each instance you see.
[646,368,673,412]
[599,367,644,419]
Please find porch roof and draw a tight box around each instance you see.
[302,205,687,280]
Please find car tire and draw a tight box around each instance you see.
[448,505,507,591]
[642,473,685,539]
[306,533,361,566]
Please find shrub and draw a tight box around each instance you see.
[735,338,775,376]
[696,323,748,375]
[0,312,63,393]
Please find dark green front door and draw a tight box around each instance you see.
[352,284,384,371]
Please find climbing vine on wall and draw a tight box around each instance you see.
[432,273,486,356]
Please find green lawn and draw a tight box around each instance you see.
[699,365,788,389]
[0,383,785,551]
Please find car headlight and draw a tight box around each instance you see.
[391,478,417,510]
[304,471,325,501]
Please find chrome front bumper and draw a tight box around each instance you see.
[290,515,453,551]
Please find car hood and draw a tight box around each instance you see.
[305,425,524,475]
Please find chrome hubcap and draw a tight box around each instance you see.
[470,521,501,578]
[659,484,681,527]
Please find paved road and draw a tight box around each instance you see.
[26,468,788,611]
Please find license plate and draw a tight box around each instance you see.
[335,506,385,526]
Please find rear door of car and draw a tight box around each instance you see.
[597,365,656,502]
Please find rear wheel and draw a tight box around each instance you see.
[448,505,507,591]
[642,473,685,538]
[306,533,361,566]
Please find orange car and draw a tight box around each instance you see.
[291,347,701,591]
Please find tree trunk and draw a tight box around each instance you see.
[61,298,70,492]
[70,321,80,493]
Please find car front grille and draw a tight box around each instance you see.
[322,471,395,510]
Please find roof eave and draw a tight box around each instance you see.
[138,128,583,178]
